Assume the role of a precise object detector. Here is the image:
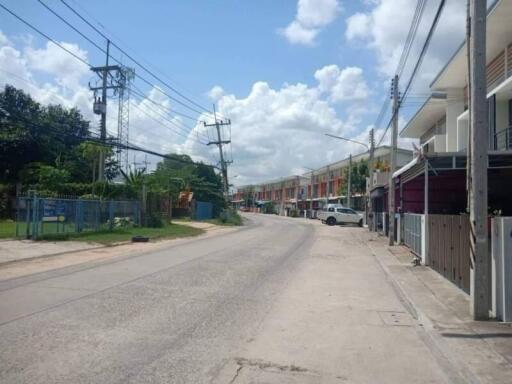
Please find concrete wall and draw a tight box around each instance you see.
[434,134,446,152]
[457,116,469,151]
[446,91,465,152]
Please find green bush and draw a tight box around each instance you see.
[289,208,299,218]
[146,213,164,228]
[218,209,243,226]
[262,202,276,214]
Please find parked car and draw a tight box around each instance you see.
[318,206,363,227]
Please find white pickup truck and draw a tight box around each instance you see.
[317,205,363,227]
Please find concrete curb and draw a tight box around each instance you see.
[0,222,245,269]
[366,239,481,384]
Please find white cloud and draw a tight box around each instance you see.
[0,31,11,46]
[280,0,341,45]
[0,31,205,171]
[207,85,225,101]
[345,12,370,41]
[345,0,465,92]
[280,21,319,46]
[24,41,90,90]
[315,65,370,102]
[198,69,375,186]
[0,29,379,185]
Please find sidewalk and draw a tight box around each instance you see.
[0,222,237,281]
[214,220,512,383]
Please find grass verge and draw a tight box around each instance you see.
[38,223,204,245]
[0,220,15,239]
[206,211,244,226]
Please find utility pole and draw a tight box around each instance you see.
[98,40,109,181]
[280,181,285,216]
[368,128,375,230]
[469,0,489,320]
[90,40,131,181]
[204,105,231,199]
[310,171,314,219]
[389,75,399,246]
[347,154,352,208]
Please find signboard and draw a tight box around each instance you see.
[42,200,66,222]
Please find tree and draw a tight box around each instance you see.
[0,85,119,187]
[338,159,369,196]
[0,85,94,184]
[147,154,225,216]
[120,167,146,190]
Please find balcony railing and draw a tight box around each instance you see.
[493,126,512,151]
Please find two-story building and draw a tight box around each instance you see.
[387,0,512,298]
[233,146,413,217]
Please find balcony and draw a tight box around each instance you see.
[493,126,512,151]
[367,171,390,192]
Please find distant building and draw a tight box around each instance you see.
[232,145,413,217]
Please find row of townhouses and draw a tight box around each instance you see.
[369,0,512,321]
[231,146,413,217]
[232,0,512,321]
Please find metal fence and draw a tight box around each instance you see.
[192,201,213,221]
[428,214,470,293]
[403,213,423,256]
[16,195,140,239]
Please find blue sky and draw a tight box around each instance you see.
[0,0,467,185]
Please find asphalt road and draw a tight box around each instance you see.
[0,214,315,384]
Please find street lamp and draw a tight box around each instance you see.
[324,133,372,209]
[302,166,315,219]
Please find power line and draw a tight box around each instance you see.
[9,114,220,170]
[396,0,428,77]
[130,100,208,145]
[0,4,209,141]
[36,0,210,118]
[129,91,207,142]
[59,0,217,117]
[377,0,446,147]
[130,84,205,124]
[401,0,446,103]
[372,1,427,137]
[0,2,91,68]
[66,0,205,111]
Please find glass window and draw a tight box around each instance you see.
[328,207,335,212]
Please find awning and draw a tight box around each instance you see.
[393,155,420,179]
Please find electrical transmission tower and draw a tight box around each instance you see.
[89,40,134,180]
[204,105,232,198]
[116,66,135,172]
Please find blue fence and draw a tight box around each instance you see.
[16,195,140,239]
[193,201,213,221]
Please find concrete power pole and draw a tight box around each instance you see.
[347,154,352,208]
[90,40,129,181]
[469,0,489,320]
[389,74,399,246]
[99,40,110,182]
[368,129,375,230]
[204,105,232,199]
[310,171,314,219]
